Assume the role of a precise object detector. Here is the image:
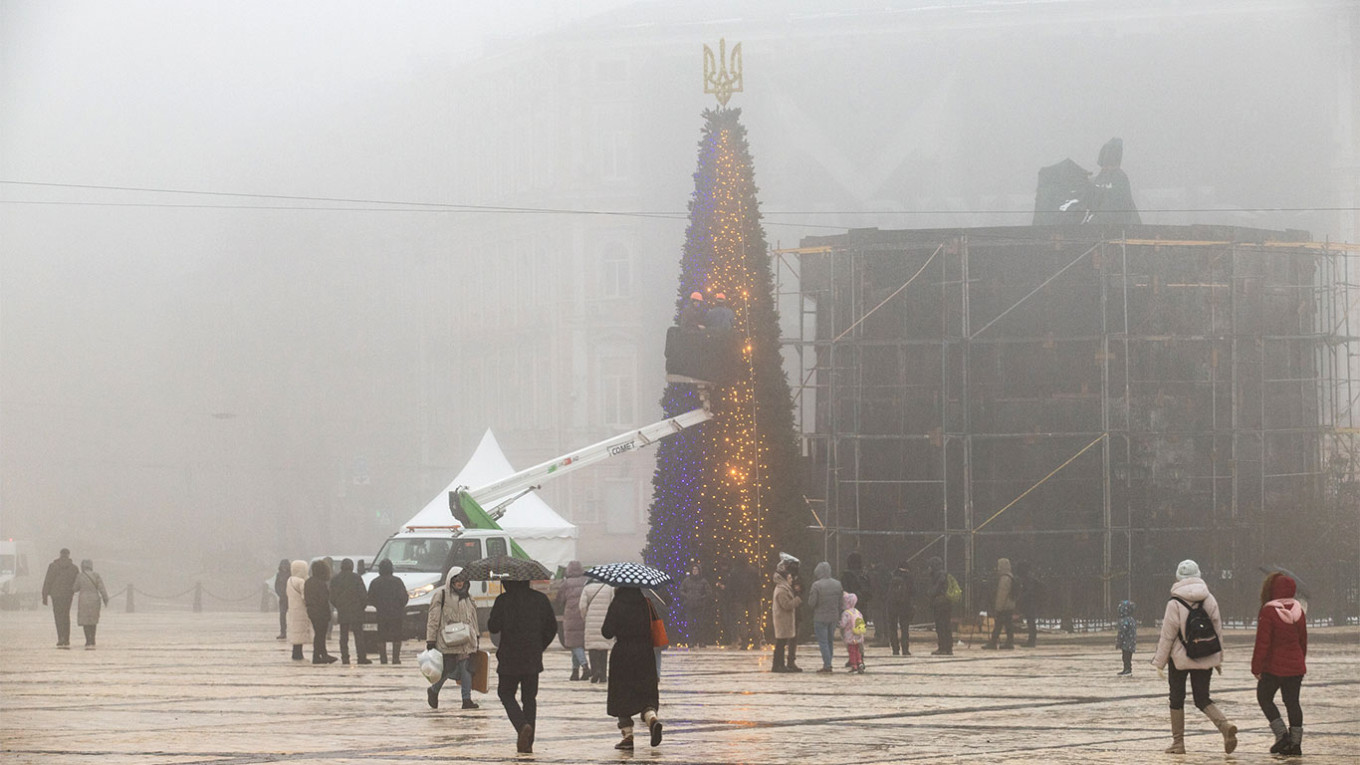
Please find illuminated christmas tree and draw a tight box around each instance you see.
[642,104,805,643]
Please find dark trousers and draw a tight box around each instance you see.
[83,624,97,646]
[51,594,73,645]
[886,610,911,654]
[1121,650,1133,673]
[772,638,791,669]
[989,610,1014,646]
[372,640,401,663]
[337,622,363,662]
[933,603,953,653]
[498,672,540,732]
[1020,609,1037,645]
[1168,665,1213,710]
[589,648,609,680]
[277,599,288,636]
[310,616,330,660]
[1257,673,1303,727]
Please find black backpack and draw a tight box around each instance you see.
[1170,596,1222,659]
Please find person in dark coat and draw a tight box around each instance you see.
[487,579,558,754]
[885,562,914,656]
[602,586,663,750]
[679,291,706,330]
[678,563,713,647]
[273,559,290,641]
[1015,560,1040,647]
[41,548,79,648]
[704,292,735,331]
[555,560,590,680]
[367,559,409,664]
[927,557,953,656]
[727,559,759,649]
[304,559,337,664]
[329,558,369,664]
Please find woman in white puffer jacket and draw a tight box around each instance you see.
[286,560,312,661]
[580,581,615,684]
[1151,559,1237,754]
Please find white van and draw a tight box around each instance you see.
[360,528,516,641]
[0,540,39,609]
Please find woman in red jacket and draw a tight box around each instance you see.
[1252,572,1307,756]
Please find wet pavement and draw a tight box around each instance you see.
[1,611,1356,763]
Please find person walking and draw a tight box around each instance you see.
[770,561,802,672]
[886,562,913,656]
[983,558,1016,650]
[41,548,79,648]
[807,561,843,673]
[273,559,290,641]
[487,579,558,754]
[304,559,337,664]
[678,563,713,647]
[1252,571,1307,756]
[72,559,109,649]
[580,580,615,684]
[1151,559,1236,754]
[367,558,409,665]
[927,557,954,655]
[839,592,867,673]
[426,567,481,710]
[1116,600,1137,675]
[556,560,590,680]
[285,560,311,662]
[329,558,369,665]
[602,586,664,750]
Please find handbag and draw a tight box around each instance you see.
[443,621,473,647]
[647,600,669,649]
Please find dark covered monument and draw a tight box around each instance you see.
[789,224,1358,624]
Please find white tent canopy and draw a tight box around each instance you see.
[401,429,578,572]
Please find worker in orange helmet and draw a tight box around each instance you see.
[680,291,706,331]
[705,292,735,331]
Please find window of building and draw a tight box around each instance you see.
[604,479,636,534]
[599,355,636,427]
[601,242,632,298]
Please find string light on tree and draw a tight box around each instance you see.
[643,40,806,646]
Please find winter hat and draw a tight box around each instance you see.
[1175,559,1201,581]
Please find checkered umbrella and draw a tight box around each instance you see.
[584,562,673,588]
[460,555,552,582]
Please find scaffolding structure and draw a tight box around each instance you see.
[779,224,1360,621]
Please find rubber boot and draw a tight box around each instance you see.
[291,644,304,661]
[1164,708,1185,754]
[1268,717,1288,754]
[1203,703,1237,754]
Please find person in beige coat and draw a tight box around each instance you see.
[1151,559,1237,754]
[286,560,312,661]
[426,567,481,710]
[580,581,615,684]
[983,557,1016,649]
[770,563,801,672]
[73,559,109,649]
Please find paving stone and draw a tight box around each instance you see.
[1,611,1355,763]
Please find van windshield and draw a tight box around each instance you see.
[373,538,482,573]
[0,554,14,575]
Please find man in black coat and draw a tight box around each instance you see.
[304,559,337,664]
[329,558,369,664]
[927,557,953,656]
[273,559,290,640]
[41,548,79,648]
[367,559,409,664]
[487,579,558,754]
[885,562,914,656]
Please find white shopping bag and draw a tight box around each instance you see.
[416,648,443,684]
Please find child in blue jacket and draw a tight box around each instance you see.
[1116,600,1137,675]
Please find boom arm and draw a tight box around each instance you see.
[451,406,712,532]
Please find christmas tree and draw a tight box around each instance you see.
[643,107,806,642]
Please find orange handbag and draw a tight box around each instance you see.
[647,601,669,648]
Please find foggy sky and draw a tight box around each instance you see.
[1,0,1354,587]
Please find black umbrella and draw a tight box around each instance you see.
[460,555,552,582]
[585,562,673,588]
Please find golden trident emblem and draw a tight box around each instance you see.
[703,38,743,106]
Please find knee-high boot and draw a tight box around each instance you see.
[1202,703,1237,754]
[1164,708,1185,754]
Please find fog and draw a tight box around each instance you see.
[1,0,1355,593]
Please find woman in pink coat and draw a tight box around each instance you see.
[1150,559,1236,754]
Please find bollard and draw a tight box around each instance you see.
[126,584,136,613]
[260,583,271,613]
[193,582,203,613]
